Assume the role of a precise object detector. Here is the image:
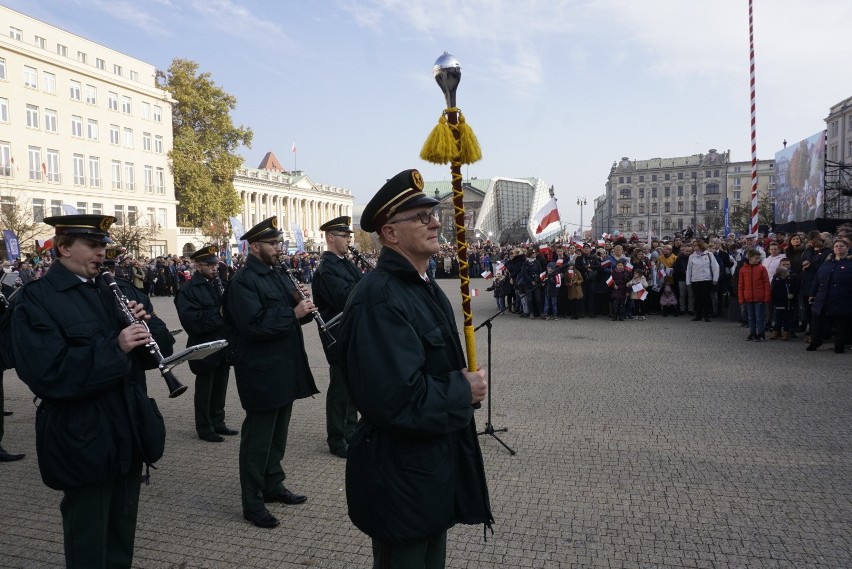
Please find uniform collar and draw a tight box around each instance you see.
[44,260,91,292]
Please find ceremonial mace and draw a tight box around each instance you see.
[420,52,482,372]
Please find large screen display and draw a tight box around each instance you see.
[774,131,825,223]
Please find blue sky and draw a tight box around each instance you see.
[6,0,852,231]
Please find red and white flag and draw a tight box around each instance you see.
[556,258,564,266]
[291,141,297,152]
[606,275,614,287]
[637,289,648,301]
[481,270,492,279]
[539,271,547,281]
[539,245,551,257]
[554,274,562,287]
[597,239,605,246]
[534,198,560,234]
[601,259,611,268]
[471,288,479,297]
[626,262,633,271]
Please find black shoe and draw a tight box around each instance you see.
[806,342,822,351]
[755,334,766,342]
[214,426,239,436]
[746,334,755,341]
[264,487,307,505]
[2,411,12,416]
[704,317,711,322]
[243,509,280,528]
[691,316,701,321]
[329,444,348,459]
[199,432,225,443]
[0,447,25,462]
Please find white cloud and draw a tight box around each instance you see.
[187,0,292,48]
[73,0,170,36]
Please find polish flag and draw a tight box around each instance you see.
[534,198,560,234]
[42,162,47,175]
[556,258,564,266]
[657,268,666,279]
[597,239,605,246]
[36,238,54,251]
[626,262,633,271]
[606,275,614,287]
[554,274,562,287]
[291,141,297,152]
[637,289,648,301]
[481,270,492,279]
[601,259,611,268]
[539,245,551,257]
[539,271,547,281]
[471,289,479,297]
[568,268,575,277]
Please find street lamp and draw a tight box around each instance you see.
[576,197,587,239]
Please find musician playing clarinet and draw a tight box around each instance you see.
[337,170,492,569]
[175,245,237,443]
[311,216,360,458]
[9,214,174,569]
[223,216,318,529]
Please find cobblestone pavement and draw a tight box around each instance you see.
[1,280,850,568]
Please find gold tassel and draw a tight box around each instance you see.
[419,113,456,164]
[457,112,482,164]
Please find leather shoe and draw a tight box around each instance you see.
[691,316,701,321]
[214,426,239,436]
[806,342,822,352]
[199,432,225,443]
[329,444,348,459]
[0,447,25,462]
[243,509,280,528]
[2,410,12,416]
[264,488,307,505]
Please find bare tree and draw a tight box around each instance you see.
[110,219,161,258]
[0,189,43,258]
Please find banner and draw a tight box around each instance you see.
[2,230,20,260]
[723,198,730,237]
[774,131,826,223]
[228,216,248,256]
[291,223,304,252]
[61,204,79,215]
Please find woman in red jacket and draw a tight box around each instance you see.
[738,248,771,341]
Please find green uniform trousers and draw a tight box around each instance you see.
[239,404,292,513]
[194,361,230,437]
[326,364,357,449]
[371,531,447,569]
[60,456,143,569]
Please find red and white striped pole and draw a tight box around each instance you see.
[748,0,759,235]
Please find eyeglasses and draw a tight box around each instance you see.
[387,208,438,225]
[329,232,352,239]
[257,240,284,247]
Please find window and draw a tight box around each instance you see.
[87,119,99,141]
[56,44,68,57]
[677,202,684,213]
[0,98,6,123]
[626,176,632,183]
[9,27,22,41]
[28,146,42,181]
[109,124,120,145]
[664,202,670,213]
[705,183,720,195]
[76,202,87,214]
[705,170,712,178]
[663,219,671,231]
[46,149,60,182]
[26,104,40,128]
[156,168,165,193]
[618,176,624,184]
[122,96,131,114]
[33,198,45,222]
[733,190,741,201]
[144,166,153,192]
[142,132,152,151]
[706,200,719,211]
[44,109,58,133]
[639,175,644,183]
[24,66,37,88]
[650,203,656,214]
[1,196,13,217]
[51,199,63,216]
[714,170,720,177]
[734,177,741,187]
[651,188,657,198]
[677,185,683,197]
[678,219,684,230]
[124,128,133,148]
[42,71,56,93]
[128,206,138,225]
[96,58,105,70]
[153,105,162,122]
[85,84,97,105]
[639,221,645,232]
[71,115,82,137]
[125,163,135,191]
[639,203,645,214]
[92,202,103,215]
[664,173,670,181]
[619,204,631,215]
[154,135,163,154]
[652,174,657,182]
[665,186,671,197]
[691,172,697,179]
[77,51,87,64]
[0,57,5,80]
[691,184,697,195]
[639,188,645,199]
[130,70,139,81]
[108,92,118,111]
[157,208,166,227]
[88,156,100,187]
[73,154,85,185]
[0,142,11,177]
[111,160,122,190]
[114,205,124,225]
[140,102,150,120]
[619,188,631,199]
[114,64,123,76]
[34,36,46,49]
[69,80,81,101]
[678,172,684,180]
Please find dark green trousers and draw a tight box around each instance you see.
[60,456,143,569]
[326,364,357,449]
[239,404,292,513]
[371,531,447,569]
[194,361,230,436]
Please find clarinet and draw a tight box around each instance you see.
[348,246,375,272]
[280,266,337,346]
[99,268,188,398]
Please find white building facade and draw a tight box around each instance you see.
[0,6,178,256]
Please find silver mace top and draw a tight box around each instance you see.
[433,51,461,108]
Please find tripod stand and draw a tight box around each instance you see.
[475,314,515,455]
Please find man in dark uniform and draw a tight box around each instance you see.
[223,216,319,529]
[338,169,493,569]
[1,276,25,462]
[175,245,237,442]
[311,216,360,458]
[9,214,174,568]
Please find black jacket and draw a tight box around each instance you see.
[310,251,362,364]
[338,247,492,544]
[224,254,318,412]
[174,271,228,374]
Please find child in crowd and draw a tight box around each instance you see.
[565,264,584,320]
[659,283,678,316]
[770,261,798,340]
[542,262,560,321]
[487,273,508,313]
[610,261,631,321]
[627,266,649,321]
[738,248,771,341]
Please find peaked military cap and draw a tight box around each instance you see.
[319,216,354,234]
[44,214,115,243]
[240,216,283,242]
[191,245,219,264]
[360,168,440,233]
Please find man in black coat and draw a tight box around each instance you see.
[223,216,319,529]
[10,214,173,568]
[310,216,361,458]
[175,245,237,443]
[338,169,492,568]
